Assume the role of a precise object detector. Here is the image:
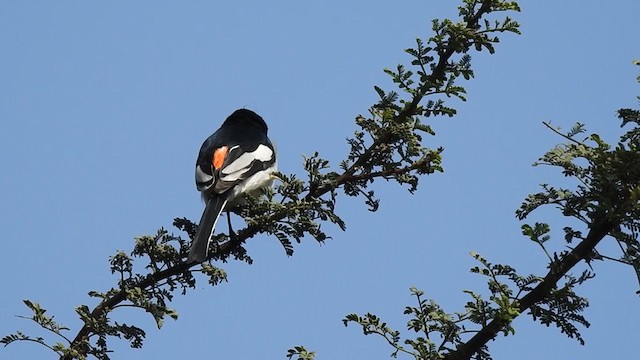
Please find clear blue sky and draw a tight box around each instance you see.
[1,1,638,359]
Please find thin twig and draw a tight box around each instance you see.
[542,122,584,145]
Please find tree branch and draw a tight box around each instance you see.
[61,154,437,359]
[446,218,615,360]
[314,1,494,199]
[59,2,510,358]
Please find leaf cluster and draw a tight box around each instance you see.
[286,346,316,360]
[517,112,640,289]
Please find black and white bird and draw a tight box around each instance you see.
[187,109,276,263]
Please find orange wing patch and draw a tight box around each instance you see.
[212,146,229,170]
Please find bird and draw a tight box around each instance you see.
[187,109,277,263]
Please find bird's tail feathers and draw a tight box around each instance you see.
[187,196,228,263]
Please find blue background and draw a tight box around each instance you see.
[1,1,639,359]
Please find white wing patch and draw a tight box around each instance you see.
[221,144,273,175]
[230,164,277,198]
[219,171,243,183]
[195,165,213,187]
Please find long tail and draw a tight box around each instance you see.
[187,196,228,263]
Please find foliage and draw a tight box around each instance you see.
[7,1,638,360]
[2,1,521,358]
[286,346,316,360]
[344,61,640,360]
